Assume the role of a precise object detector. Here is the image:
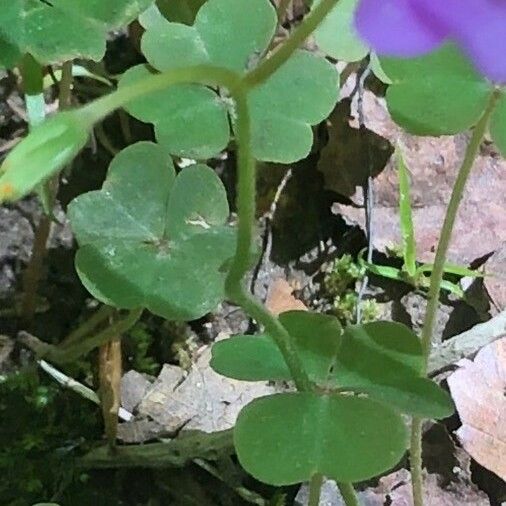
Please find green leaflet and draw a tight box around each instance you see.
[68,142,236,320]
[234,392,408,484]
[381,44,493,135]
[0,0,152,67]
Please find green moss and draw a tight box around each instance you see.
[325,255,380,325]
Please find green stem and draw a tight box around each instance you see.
[81,65,243,125]
[337,482,359,506]
[308,474,323,506]
[243,0,339,88]
[419,89,501,362]
[410,418,424,506]
[20,308,143,364]
[62,305,116,346]
[224,89,312,392]
[19,55,47,324]
[69,61,312,390]
[410,89,501,506]
[59,61,73,110]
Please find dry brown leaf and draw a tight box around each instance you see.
[448,337,506,481]
[333,90,506,264]
[318,99,393,197]
[265,278,307,316]
[118,342,278,440]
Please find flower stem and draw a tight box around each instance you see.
[410,89,501,506]
[243,0,339,88]
[337,482,360,506]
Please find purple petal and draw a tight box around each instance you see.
[355,0,448,57]
[422,0,506,83]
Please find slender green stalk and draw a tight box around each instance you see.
[418,90,501,361]
[81,66,243,125]
[19,55,47,324]
[19,308,143,364]
[308,474,323,506]
[337,482,359,506]
[410,89,501,506]
[243,0,339,88]
[410,418,424,506]
[62,305,116,346]
[224,89,312,392]
[59,61,73,109]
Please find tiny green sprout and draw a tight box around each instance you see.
[0,111,91,202]
[359,147,483,298]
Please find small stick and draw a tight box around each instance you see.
[38,359,133,421]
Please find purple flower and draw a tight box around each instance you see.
[355,0,506,83]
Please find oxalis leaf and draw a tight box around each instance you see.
[0,0,152,68]
[120,0,339,162]
[380,44,496,137]
[234,392,408,485]
[68,142,236,321]
[211,315,453,419]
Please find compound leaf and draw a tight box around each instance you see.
[123,0,339,162]
[234,392,408,484]
[68,142,235,320]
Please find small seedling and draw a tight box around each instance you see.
[359,146,484,298]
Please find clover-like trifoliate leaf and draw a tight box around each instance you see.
[0,0,152,68]
[313,0,368,63]
[68,142,236,321]
[121,0,339,163]
[212,316,453,418]
[380,44,494,136]
[234,392,407,485]
[490,93,506,157]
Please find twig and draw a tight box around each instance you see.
[38,359,133,421]
[428,309,506,376]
